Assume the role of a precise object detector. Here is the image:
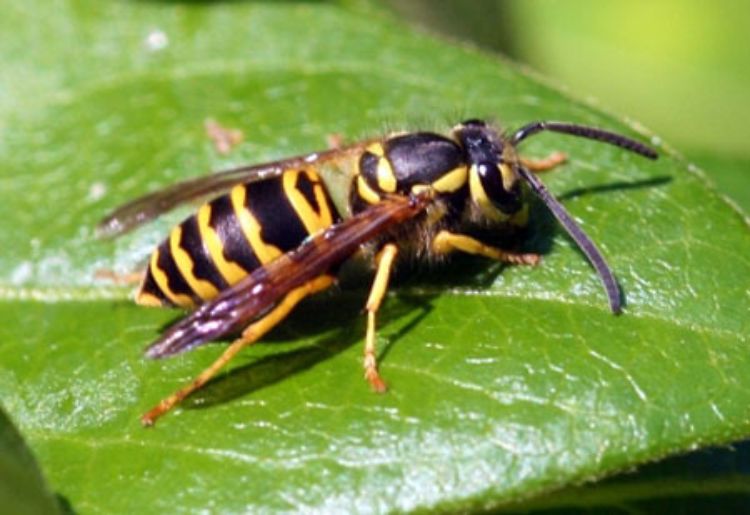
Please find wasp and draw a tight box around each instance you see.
[99,119,657,426]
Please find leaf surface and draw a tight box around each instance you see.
[1,1,749,512]
[0,406,60,515]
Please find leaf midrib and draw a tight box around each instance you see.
[0,287,743,342]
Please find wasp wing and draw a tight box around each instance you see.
[144,192,431,358]
[97,142,371,238]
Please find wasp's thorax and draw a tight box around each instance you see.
[453,120,525,224]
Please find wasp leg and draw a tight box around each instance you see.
[94,269,144,285]
[141,274,334,427]
[520,151,567,172]
[363,242,399,393]
[432,231,540,265]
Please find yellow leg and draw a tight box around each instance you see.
[432,231,540,265]
[141,274,334,427]
[363,243,399,393]
[521,151,567,172]
[95,269,144,285]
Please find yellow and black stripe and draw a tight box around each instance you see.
[137,169,341,308]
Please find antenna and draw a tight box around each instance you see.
[511,121,658,312]
[512,121,658,160]
[517,166,622,314]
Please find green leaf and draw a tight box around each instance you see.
[512,442,750,513]
[1,1,749,512]
[685,153,750,215]
[0,406,61,515]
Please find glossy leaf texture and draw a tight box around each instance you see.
[1,1,749,512]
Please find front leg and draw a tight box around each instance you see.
[94,269,144,285]
[520,151,567,172]
[432,230,540,265]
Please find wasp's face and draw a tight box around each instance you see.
[454,120,524,221]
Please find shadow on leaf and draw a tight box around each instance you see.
[182,288,436,409]
[557,176,672,202]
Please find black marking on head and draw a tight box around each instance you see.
[477,163,523,214]
[457,125,503,166]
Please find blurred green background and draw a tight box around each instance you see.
[386,0,750,211]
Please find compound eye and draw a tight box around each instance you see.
[477,162,521,214]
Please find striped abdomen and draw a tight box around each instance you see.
[137,169,341,308]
